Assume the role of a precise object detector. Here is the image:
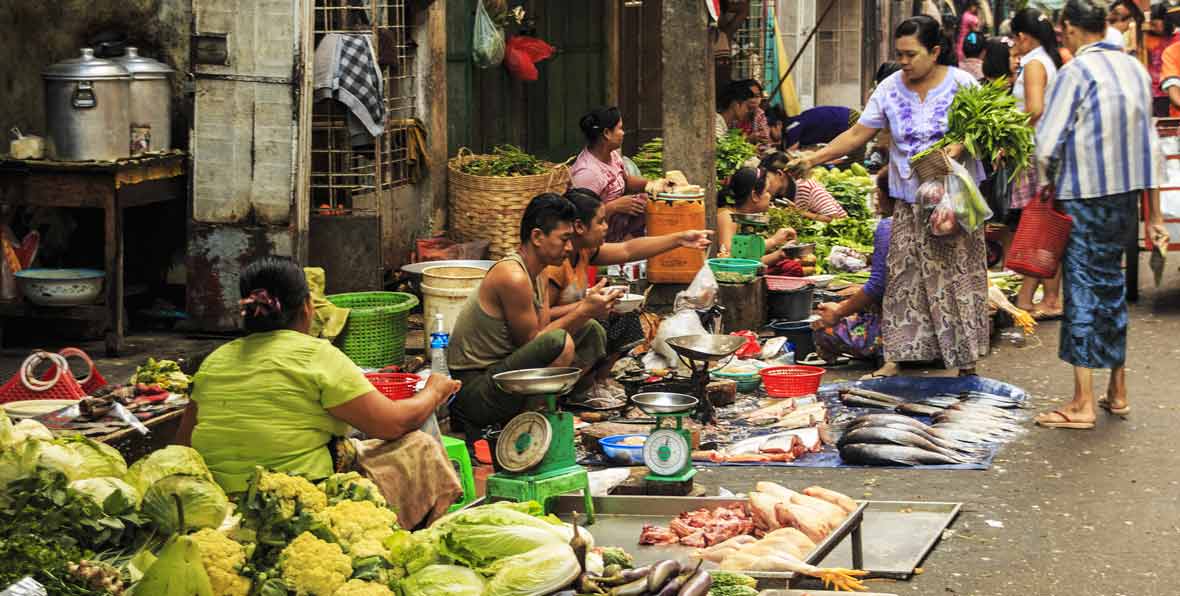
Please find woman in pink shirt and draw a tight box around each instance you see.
[570,107,669,241]
[957,1,981,63]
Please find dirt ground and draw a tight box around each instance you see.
[3,261,1178,595]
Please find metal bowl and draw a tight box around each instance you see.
[782,243,816,259]
[16,268,105,306]
[400,259,496,277]
[492,367,582,396]
[666,334,747,362]
[632,392,699,415]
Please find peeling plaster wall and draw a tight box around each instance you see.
[187,224,293,330]
[0,1,191,147]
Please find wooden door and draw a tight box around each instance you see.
[618,0,663,156]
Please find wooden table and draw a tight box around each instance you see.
[0,152,186,355]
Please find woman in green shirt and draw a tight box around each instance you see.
[175,256,459,493]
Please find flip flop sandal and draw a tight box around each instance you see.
[1035,409,1095,429]
[1097,397,1130,416]
[1032,309,1064,321]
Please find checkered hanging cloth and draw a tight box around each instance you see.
[315,33,385,137]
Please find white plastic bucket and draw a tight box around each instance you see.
[421,283,482,335]
[422,265,486,289]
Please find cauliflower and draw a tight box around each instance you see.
[333,579,396,596]
[257,471,328,519]
[189,528,252,596]
[279,532,353,596]
[316,500,399,560]
[320,472,387,507]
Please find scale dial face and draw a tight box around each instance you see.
[497,411,552,472]
[644,429,690,476]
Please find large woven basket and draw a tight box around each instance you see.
[911,148,954,183]
[448,148,571,259]
[327,292,418,369]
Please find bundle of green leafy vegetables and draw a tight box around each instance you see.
[911,77,1034,181]
[810,165,874,220]
[629,130,758,197]
[458,145,549,177]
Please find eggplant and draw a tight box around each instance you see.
[596,565,651,587]
[610,577,649,596]
[656,564,700,596]
[676,570,713,596]
[647,560,681,593]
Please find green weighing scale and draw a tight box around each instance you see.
[485,367,595,522]
[729,212,771,261]
[633,392,700,483]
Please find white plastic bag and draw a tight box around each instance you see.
[673,263,718,312]
[947,160,992,233]
[919,179,958,237]
[644,309,709,371]
[472,0,505,68]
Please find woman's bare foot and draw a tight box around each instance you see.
[860,361,899,380]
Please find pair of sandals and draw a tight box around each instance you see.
[1036,396,1129,429]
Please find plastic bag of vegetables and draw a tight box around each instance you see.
[918,180,958,237]
[947,159,992,233]
[472,0,505,68]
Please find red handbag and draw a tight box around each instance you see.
[1008,187,1073,279]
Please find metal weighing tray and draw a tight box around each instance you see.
[813,500,961,579]
[550,495,867,587]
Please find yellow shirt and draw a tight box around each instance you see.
[191,330,374,492]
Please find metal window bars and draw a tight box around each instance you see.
[311,0,416,215]
[730,0,766,83]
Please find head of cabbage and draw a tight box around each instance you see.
[399,564,484,596]
[56,436,128,479]
[431,506,572,571]
[69,476,141,515]
[142,474,229,534]
[125,445,212,495]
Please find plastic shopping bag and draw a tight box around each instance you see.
[947,160,992,234]
[472,0,505,68]
[673,262,718,312]
[918,179,958,237]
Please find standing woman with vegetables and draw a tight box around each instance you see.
[571,107,673,242]
[1009,8,1064,318]
[790,16,990,376]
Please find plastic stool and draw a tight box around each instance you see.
[442,435,476,512]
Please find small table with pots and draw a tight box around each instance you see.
[0,151,186,355]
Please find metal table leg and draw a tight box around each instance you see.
[851,520,864,569]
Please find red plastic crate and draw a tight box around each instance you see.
[759,365,825,398]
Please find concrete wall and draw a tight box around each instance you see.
[0,1,191,146]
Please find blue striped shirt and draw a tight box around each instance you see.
[1035,42,1163,200]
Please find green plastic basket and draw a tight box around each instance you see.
[327,291,419,368]
[710,369,762,393]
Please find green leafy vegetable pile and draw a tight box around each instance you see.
[764,210,878,273]
[911,77,1034,181]
[810,165,874,219]
[458,145,549,177]
[630,130,758,197]
[129,357,191,394]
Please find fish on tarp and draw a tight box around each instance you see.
[930,423,1008,443]
[848,413,934,431]
[933,410,1024,432]
[948,402,1024,421]
[841,386,904,405]
[895,402,946,417]
[839,443,967,466]
[840,393,898,409]
[852,421,981,454]
[837,427,968,462]
[912,395,961,408]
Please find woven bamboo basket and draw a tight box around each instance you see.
[911,147,954,183]
[448,148,571,259]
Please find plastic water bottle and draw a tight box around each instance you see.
[422,314,449,442]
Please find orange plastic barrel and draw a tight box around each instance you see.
[646,191,706,283]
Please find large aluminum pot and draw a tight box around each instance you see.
[43,48,130,161]
[112,47,173,153]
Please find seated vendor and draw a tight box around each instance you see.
[547,188,712,393]
[175,256,461,493]
[447,194,619,436]
[812,169,897,379]
[717,166,797,266]
[780,105,860,152]
[715,80,756,141]
[762,152,847,222]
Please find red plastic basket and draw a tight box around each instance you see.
[40,348,107,395]
[0,351,87,405]
[765,275,813,292]
[1008,189,1073,279]
[366,372,421,400]
[759,365,826,398]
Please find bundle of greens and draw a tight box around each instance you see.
[764,209,878,273]
[810,165,874,219]
[129,358,191,393]
[628,130,758,196]
[911,77,1034,181]
[458,145,548,177]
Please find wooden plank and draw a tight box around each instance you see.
[117,177,186,209]
[104,192,125,356]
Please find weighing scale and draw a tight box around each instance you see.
[485,367,595,522]
[632,392,700,484]
[665,334,746,423]
[729,212,770,261]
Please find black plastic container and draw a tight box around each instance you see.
[769,319,817,363]
[767,285,815,321]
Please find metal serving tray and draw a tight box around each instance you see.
[813,500,961,579]
[550,495,866,586]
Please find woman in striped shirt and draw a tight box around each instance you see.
[761,152,847,222]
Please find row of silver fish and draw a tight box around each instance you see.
[836,409,1025,466]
